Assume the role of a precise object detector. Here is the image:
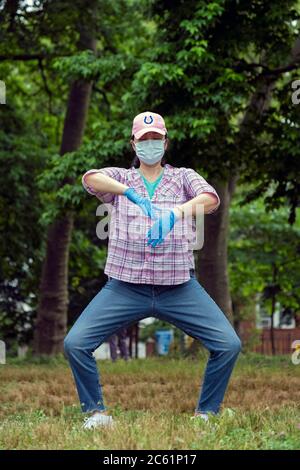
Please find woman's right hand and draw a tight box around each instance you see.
[124,188,162,219]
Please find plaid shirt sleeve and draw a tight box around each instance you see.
[182,168,220,214]
[82,167,125,204]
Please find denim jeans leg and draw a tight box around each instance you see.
[64,278,152,414]
[154,276,242,415]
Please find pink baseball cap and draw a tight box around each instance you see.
[131,111,167,139]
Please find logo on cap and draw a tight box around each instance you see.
[144,115,153,125]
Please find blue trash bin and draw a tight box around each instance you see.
[155,329,174,355]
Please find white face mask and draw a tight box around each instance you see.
[135,139,165,165]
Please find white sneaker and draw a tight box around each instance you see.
[82,412,114,430]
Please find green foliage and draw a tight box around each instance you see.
[229,189,300,320]
[53,50,140,83]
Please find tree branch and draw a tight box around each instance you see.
[233,59,300,76]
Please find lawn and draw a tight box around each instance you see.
[0,353,299,450]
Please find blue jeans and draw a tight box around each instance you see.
[64,269,241,415]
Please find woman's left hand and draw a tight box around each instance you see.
[146,208,180,247]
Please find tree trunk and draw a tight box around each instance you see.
[33,214,74,354]
[33,30,96,355]
[197,179,233,320]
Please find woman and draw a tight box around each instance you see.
[64,111,242,430]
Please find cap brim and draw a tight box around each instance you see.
[134,127,166,139]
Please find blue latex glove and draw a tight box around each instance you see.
[124,188,161,219]
[146,209,179,247]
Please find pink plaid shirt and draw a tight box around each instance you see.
[82,163,220,285]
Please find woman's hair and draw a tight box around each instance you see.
[129,133,168,168]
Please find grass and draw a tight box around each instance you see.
[0,353,300,449]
